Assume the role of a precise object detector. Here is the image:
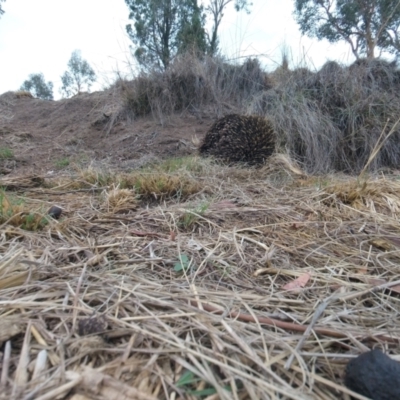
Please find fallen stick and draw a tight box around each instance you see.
[189,300,399,344]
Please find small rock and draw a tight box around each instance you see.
[48,205,62,219]
[345,349,400,400]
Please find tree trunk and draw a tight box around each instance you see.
[363,4,375,59]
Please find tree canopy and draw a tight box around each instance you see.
[60,50,96,97]
[206,0,251,55]
[125,0,251,69]
[294,0,400,59]
[125,0,207,70]
[20,73,54,100]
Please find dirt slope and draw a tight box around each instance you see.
[0,90,213,175]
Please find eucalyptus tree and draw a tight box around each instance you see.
[294,0,400,59]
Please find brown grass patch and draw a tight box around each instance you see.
[44,164,204,203]
[13,91,34,99]
[101,187,138,214]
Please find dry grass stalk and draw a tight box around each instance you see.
[359,116,400,178]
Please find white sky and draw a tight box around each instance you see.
[0,0,356,98]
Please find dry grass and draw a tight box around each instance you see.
[13,91,34,99]
[1,156,400,399]
[250,58,400,174]
[41,162,204,203]
[114,53,269,123]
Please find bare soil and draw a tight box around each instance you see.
[0,90,214,176]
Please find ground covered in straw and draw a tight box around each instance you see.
[1,156,400,399]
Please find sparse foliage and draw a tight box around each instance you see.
[205,0,251,55]
[294,0,400,59]
[60,50,96,97]
[0,0,5,18]
[20,73,54,100]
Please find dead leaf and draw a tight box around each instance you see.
[282,273,311,292]
[368,239,391,251]
[390,285,400,294]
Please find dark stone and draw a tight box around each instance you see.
[48,205,62,219]
[345,349,400,400]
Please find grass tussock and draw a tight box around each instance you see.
[0,147,14,160]
[177,201,210,230]
[13,90,34,99]
[131,172,203,202]
[250,58,400,174]
[45,159,207,203]
[101,187,138,214]
[0,190,49,231]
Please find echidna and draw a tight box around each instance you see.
[199,114,275,166]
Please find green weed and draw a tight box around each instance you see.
[0,148,14,159]
[176,369,234,398]
[55,157,70,168]
[173,254,190,272]
[179,202,209,229]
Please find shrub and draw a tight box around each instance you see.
[116,52,270,121]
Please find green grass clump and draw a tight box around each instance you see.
[176,369,235,398]
[0,148,14,159]
[152,156,205,174]
[131,172,202,202]
[0,190,49,231]
[47,159,206,202]
[179,202,209,229]
[55,157,70,169]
